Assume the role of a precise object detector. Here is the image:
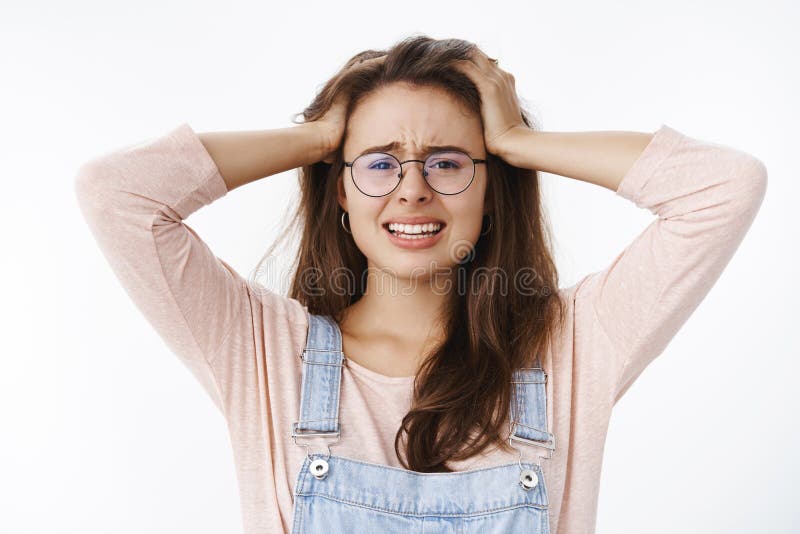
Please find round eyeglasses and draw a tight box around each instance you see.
[344,150,486,197]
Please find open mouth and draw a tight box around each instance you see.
[383,222,445,240]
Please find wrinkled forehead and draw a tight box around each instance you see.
[344,83,484,159]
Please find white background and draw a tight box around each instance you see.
[1,1,797,533]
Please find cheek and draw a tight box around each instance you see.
[451,212,484,245]
[448,191,487,238]
[346,199,386,246]
[436,209,482,267]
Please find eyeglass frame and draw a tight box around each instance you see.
[343,150,487,197]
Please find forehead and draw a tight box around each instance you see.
[344,82,484,157]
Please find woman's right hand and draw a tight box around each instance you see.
[315,54,386,164]
[315,92,348,164]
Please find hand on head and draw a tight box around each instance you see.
[317,54,387,164]
[452,48,527,157]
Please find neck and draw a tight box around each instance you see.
[340,267,453,366]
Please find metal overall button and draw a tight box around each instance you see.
[309,458,330,480]
[519,468,539,490]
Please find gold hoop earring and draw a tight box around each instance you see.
[480,214,493,236]
[341,211,352,235]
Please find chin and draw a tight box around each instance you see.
[376,252,460,282]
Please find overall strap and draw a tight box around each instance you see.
[292,314,555,462]
[291,314,345,440]
[509,354,556,460]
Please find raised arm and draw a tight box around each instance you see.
[73,120,333,410]
[503,124,768,402]
[197,121,333,191]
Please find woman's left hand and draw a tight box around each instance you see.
[453,48,528,157]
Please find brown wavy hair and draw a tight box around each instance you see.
[254,34,566,473]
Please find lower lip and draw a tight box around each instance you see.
[384,225,445,249]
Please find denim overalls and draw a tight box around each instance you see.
[290,314,556,533]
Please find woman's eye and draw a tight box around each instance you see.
[429,160,459,169]
[369,161,395,170]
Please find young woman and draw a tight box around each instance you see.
[75,36,767,533]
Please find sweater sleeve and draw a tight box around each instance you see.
[74,123,249,412]
[575,124,768,404]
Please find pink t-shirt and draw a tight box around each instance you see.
[74,122,767,533]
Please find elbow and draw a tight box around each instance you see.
[741,155,768,195]
[74,159,101,213]
[73,156,123,222]
[730,155,768,217]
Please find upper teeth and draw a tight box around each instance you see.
[388,222,442,234]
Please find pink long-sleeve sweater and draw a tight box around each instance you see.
[74,122,767,534]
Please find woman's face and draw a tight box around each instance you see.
[338,82,489,281]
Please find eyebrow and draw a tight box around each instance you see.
[356,141,474,158]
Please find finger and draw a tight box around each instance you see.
[467,49,510,86]
[360,54,386,64]
[335,55,386,87]
[468,48,497,73]
[352,54,386,68]
[470,48,515,83]
[452,58,489,89]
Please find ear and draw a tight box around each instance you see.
[337,172,348,212]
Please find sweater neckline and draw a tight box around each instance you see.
[344,355,417,385]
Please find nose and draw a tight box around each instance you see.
[396,161,433,204]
